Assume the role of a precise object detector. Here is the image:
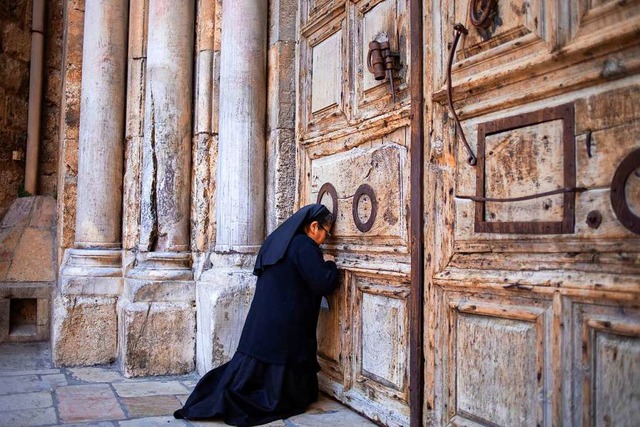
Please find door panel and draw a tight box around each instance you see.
[297,0,411,424]
[427,0,640,425]
[440,290,553,426]
[571,301,640,426]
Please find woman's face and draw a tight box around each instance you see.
[306,220,331,245]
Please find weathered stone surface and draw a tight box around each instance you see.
[0,226,22,262]
[52,295,118,367]
[39,0,64,197]
[56,1,84,264]
[6,227,54,281]
[269,0,297,45]
[196,260,255,374]
[0,374,50,395]
[266,128,296,234]
[139,2,195,253]
[56,384,125,423]
[74,0,128,248]
[216,0,267,249]
[125,279,195,303]
[68,366,124,383]
[191,131,213,253]
[288,398,377,426]
[0,342,52,371]
[29,196,56,228]
[59,248,123,296]
[112,380,189,398]
[267,41,296,132]
[0,197,33,228]
[0,391,52,411]
[120,302,196,377]
[0,407,58,427]
[119,416,191,427]
[39,373,68,388]
[121,395,183,418]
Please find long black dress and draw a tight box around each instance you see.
[174,206,338,426]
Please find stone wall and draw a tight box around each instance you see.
[55,0,83,265]
[0,0,63,220]
[41,0,63,198]
[0,0,31,218]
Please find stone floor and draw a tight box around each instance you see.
[0,342,376,426]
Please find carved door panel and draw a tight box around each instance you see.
[428,0,640,425]
[297,0,411,425]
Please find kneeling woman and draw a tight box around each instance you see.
[174,204,338,426]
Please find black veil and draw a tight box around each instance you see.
[253,204,330,276]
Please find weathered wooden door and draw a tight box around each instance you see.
[296,0,412,425]
[426,0,640,425]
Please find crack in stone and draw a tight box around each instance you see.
[147,90,159,252]
[132,303,152,355]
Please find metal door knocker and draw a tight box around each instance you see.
[353,184,377,232]
[447,23,477,165]
[610,148,640,235]
[367,34,402,103]
[317,182,338,220]
[470,0,498,28]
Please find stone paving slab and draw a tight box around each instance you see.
[69,366,126,383]
[0,390,52,411]
[0,374,52,394]
[62,423,116,427]
[0,407,58,426]
[187,419,242,427]
[41,372,69,387]
[0,342,52,371]
[286,398,377,427]
[118,416,191,426]
[57,383,126,423]
[0,342,377,427]
[177,393,190,405]
[0,368,61,376]
[121,395,183,418]
[113,380,190,397]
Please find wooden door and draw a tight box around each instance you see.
[296,0,412,425]
[426,0,640,425]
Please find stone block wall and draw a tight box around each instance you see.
[0,0,63,219]
[0,195,56,343]
[0,0,31,218]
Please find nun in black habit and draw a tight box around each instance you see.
[174,204,338,426]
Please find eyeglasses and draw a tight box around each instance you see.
[322,226,332,237]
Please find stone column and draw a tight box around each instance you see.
[122,0,196,377]
[54,0,129,367]
[215,0,268,250]
[197,0,268,374]
[139,1,194,253]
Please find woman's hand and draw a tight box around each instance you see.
[323,253,335,262]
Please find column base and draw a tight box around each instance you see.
[196,252,256,375]
[52,248,122,366]
[120,252,195,377]
[119,300,196,377]
[52,295,118,366]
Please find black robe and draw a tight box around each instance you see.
[174,206,338,426]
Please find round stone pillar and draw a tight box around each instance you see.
[139,0,195,252]
[215,0,268,250]
[74,0,128,248]
[55,0,128,369]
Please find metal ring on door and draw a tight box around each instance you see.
[352,184,377,232]
[317,182,338,220]
[610,148,640,235]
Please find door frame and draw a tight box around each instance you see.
[408,0,424,425]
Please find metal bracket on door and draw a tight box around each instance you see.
[470,0,498,28]
[367,35,402,103]
[447,24,477,166]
